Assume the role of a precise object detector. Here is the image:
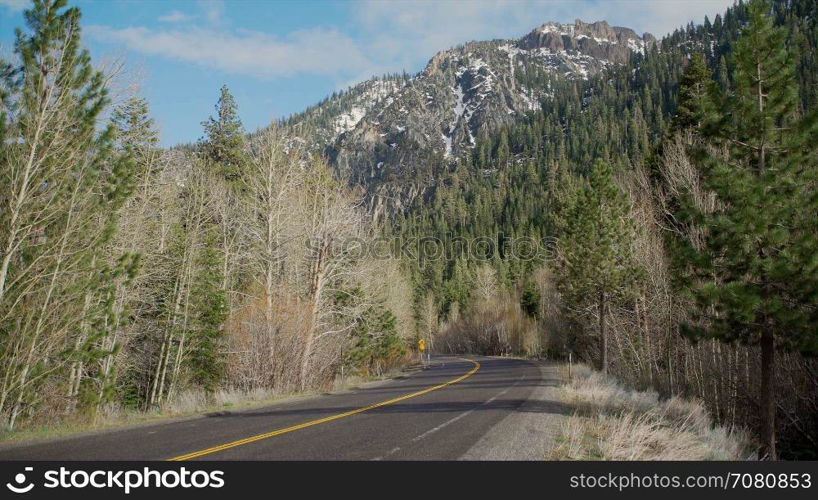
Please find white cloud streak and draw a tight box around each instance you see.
[87,0,736,82]
[86,25,373,79]
[158,10,191,23]
[198,0,225,25]
[354,0,735,65]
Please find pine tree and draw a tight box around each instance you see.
[674,52,715,130]
[496,128,510,165]
[110,96,157,205]
[188,234,228,396]
[113,96,158,155]
[0,0,130,427]
[673,0,818,459]
[106,96,161,410]
[201,85,247,181]
[555,161,641,374]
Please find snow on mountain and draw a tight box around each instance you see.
[280,19,654,213]
[281,76,409,151]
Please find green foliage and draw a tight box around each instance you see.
[388,0,818,339]
[673,52,715,130]
[520,282,541,319]
[337,288,407,376]
[188,233,228,395]
[113,96,158,159]
[553,160,642,370]
[670,0,818,457]
[0,0,137,426]
[674,0,818,354]
[555,161,640,304]
[200,85,247,181]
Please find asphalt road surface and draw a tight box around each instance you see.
[0,356,548,460]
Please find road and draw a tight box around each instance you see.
[0,356,554,460]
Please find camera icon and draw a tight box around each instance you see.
[6,467,34,494]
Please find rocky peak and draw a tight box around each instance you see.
[519,19,654,63]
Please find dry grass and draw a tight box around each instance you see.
[0,387,300,445]
[0,367,410,446]
[549,364,755,460]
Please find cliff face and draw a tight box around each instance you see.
[519,20,653,63]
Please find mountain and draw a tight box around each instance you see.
[281,74,410,152]
[282,19,655,214]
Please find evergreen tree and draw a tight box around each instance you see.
[201,85,247,181]
[673,52,715,130]
[340,288,406,376]
[0,0,130,427]
[496,128,510,165]
[555,161,641,374]
[520,281,541,319]
[110,96,157,205]
[673,0,818,459]
[188,235,228,396]
[112,96,158,154]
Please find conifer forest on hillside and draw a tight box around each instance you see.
[1,0,817,461]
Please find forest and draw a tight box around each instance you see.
[1,0,817,461]
[0,0,412,436]
[393,0,818,459]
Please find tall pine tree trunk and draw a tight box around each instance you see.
[599,290,607,375]
[755,55,777,459]
[760,327,776,459]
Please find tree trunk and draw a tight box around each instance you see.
[156,338,171,405]
[760,328,776,459]
[599,290,607,375]
[148,337,167,407]
[265,266,276,379]
[300,236,329,391]
[167,254,195,403]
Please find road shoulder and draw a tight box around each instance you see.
[0,365,422,453]
[460,361,571,460]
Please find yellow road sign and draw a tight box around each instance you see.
[418,339,426,352]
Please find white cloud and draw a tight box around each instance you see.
[157,1,227,25]
[198,0,225,25]
[86,25,374,79]
[605,0,733,38]
[0,0,27,12]
[345,0,735,81]
[87,0,736,84]
[353,0,735,66]
[158,10,191,23]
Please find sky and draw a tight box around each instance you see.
[0,0,735,146]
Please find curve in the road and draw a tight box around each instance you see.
[168,357,481,461]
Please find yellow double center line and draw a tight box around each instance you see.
[168,358,480,461]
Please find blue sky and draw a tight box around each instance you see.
[0,0,734,146]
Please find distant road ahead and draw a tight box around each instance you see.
[0,357,547,460]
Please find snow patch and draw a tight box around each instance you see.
[334,106,366,135]
[332,79,406,136]
[442,83,467,157]
[442,132,452,157]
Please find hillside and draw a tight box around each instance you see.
[281,20,655,214]
[2,0,817,463]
